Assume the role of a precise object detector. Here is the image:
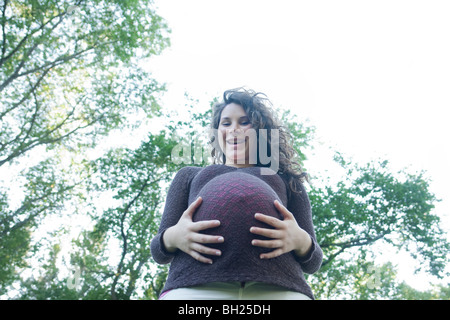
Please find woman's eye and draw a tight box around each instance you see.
[220,120,249,126]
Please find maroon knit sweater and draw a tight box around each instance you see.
[150,164,323,299]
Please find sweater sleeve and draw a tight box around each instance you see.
[150,166,201,264]
[288,183,323,274]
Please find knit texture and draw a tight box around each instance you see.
[150,164,323,299]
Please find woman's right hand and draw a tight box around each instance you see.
[162,197,224,264]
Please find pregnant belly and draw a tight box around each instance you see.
[192,172,282,261]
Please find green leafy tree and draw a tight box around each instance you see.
[0,157,76,293]
[394,281,450,300]
[307,154,449,299]
[14,129,180,300]
[66,104,215,300]
[0,0,170,294]
[18,241,80,300]
[14,99,211,299]
[71,130,180,300]
[284,110,447,299]
[0,0,168,165]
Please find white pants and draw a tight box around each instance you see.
[159,281,311,300]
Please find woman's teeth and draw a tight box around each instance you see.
[227,140,244,145]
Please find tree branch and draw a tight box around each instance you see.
[0,67,50,121]
[0,10,68,91]
[320,233,387,267]
[0,6,67,69]
[0,95,95,167]
[0,0,8,64]
[0,183,74,238]
[0,76,45,155]
[110,177,151,300]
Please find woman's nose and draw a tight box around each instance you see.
[227,127,243,136]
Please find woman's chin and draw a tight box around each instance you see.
[226,154,247,165]
[225,148,247,161]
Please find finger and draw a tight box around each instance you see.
[183,197,203,218]
[249,226,282,239]
[274,200,295,220]
[260,248,284,260]
[190,232,224,244]
[191,242,222,257]
[189,250,213,264]
[191,219,221,232]
[254,213,284,229]
[251,239,283,249]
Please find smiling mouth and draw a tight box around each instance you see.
[226,138,245,145]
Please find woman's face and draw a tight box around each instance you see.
[218,103,255,167]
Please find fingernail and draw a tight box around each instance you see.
[251,240,256,245]
[216,250,221,256]
[218,237,224,242]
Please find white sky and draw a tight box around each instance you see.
[145,0,450,290]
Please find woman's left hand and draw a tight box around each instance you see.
[250,200,312,259]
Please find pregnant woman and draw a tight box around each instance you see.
[150,88,323,300]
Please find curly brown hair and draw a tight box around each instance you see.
[209,87,308,193]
